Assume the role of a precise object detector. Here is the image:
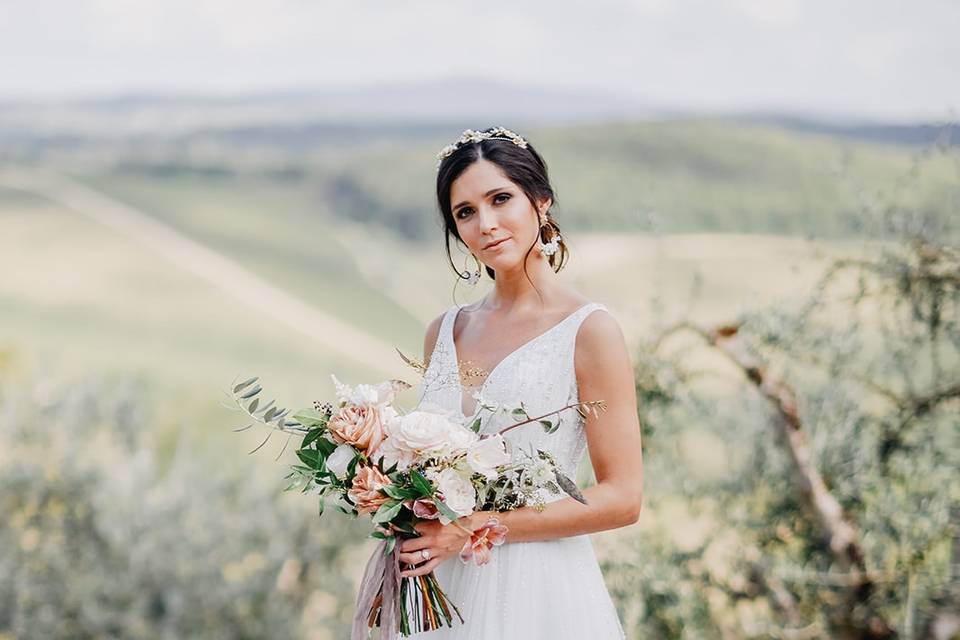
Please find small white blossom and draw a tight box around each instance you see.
[325,444,356,480]
[522,458,555,488]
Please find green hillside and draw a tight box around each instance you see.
[314,119,959,239]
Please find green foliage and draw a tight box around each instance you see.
[607,151,960,637]
[0,374,363,639]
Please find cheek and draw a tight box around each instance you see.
[453,219,479,248]
[503,201,537,238]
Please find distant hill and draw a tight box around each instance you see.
[2,80,956,240]
[725,112,958,148]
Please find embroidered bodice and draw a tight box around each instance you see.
[417,302,609,486]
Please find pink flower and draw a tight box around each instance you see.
[328,405,388,455]
[403,498,441,520]
[459,517,508,566]
[347,464,393,515]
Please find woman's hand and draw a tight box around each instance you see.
[398,511,493,578]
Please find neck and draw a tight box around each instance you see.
[484,254,561,312]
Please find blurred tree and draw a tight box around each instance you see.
[606,142,959,639]
[0,374,365,639]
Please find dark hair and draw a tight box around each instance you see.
[435,127,569,293]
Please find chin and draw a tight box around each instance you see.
[485,255,523,272]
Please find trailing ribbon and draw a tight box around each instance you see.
[352,539,403,640]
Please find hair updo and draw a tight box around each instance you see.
[435,126,569,283]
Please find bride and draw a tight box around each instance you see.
[396,126,643,639]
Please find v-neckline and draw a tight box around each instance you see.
[449,302,593,420]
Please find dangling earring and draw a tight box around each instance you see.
[537,219,561,257]
[460,253,482,286]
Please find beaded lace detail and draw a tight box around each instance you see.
[418,302,609,481]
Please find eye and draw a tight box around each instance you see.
[455,207,473,220]
[494,193,511,204]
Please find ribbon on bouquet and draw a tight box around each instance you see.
[352,539,402,640]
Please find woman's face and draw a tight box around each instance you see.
[448,158,550,272]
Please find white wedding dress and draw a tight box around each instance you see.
[401,301,627,639]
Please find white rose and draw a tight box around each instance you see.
[380,405,400,434]
[372,436,415,472]
[435,468,476,524]
[464,435,512,479]
[389,410,475,458]
[325,443,356,480]
[444,423,480,456]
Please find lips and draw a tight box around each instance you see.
[483,237,509,250]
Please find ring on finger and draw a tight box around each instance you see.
[420,549,431,561]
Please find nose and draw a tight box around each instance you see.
[476,203,498,234]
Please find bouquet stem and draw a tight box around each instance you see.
[355,539,463,638]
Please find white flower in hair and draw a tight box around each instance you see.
[435,126,529,168]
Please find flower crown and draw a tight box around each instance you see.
[436,126,528,169]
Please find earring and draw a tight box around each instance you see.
[460,253,482,286]
[537,222,561,257]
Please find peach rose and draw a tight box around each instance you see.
[347,464,393,515]
[328,405,388,454]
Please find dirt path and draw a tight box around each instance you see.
[0,169,400,375]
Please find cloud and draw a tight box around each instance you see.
[0,0,956,119]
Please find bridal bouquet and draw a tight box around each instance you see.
[224,363,604,638]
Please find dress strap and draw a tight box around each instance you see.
[567,302,609,333]
[560,302,610,363]
[430,305,463,372]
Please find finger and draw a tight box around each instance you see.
[399,536,433,553]
[400,556,442,578]
[398,551,430,566]
[414,521,440,536]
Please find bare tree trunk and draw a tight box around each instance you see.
[660,322,897,638]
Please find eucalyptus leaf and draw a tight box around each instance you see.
[233,376,258,393]
[247,398,259,413]
[554,470,588,505]
[240,385,261,400]
[385,536,397,555]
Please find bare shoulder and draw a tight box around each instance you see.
[422,310,447,367]
[574,307,631,375]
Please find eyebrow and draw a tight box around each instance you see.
[452,186,512,212]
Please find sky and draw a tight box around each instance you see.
[1,0,958,121]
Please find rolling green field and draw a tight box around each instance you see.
[0,170,863,453]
